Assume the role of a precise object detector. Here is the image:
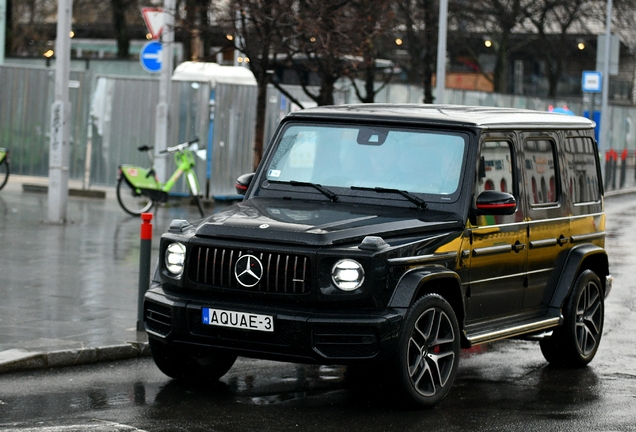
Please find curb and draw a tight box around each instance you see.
[22,183,107,199]
[0,342,150,374]
[605,186,636,197]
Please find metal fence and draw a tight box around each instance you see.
[2,63,636,195]
[0,64,91,179]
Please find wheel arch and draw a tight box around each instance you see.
[388,266,465,331]
[549,243,609,311]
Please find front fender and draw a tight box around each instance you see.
[388,266,465,325]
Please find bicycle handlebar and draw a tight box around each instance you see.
[159,137,199,154]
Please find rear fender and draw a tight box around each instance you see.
[389,266,465,327]
[549,244,609,311]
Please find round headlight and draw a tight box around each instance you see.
[331,259,365,291]
[165,242,186,276]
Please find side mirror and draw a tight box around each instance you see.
[235,173,255,195]
[475,190,516,215]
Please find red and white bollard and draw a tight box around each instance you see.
[137,212,153,331]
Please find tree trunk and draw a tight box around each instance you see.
[494,33,510,94]
[111,0,130,58]
[5,0,12,55]
[253,77,267,171]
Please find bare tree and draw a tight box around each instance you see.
[110,0,139,58]
[395,0,438,103]
[456,0,530,94]
[524,0,597,97]
[277,0,355,106]
[219,0,295,170]
[343,0,396,103]
[178,0,212,61]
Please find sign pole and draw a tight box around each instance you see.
[153,0,175,184]
[47,0,73,223]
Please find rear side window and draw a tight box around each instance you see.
[564,137,601,204]
[524,139,558,205]
[476,141,514,195]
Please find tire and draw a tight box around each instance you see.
[390,294,461,408]
[149,338,237,384]
[0,158,9,191]
[540,270,604,367]
[116,176,154,216]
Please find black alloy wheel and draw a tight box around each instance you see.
[540,269,604,367]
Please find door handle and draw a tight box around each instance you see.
[513,242,526,252]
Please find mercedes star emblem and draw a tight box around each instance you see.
[234,254,264,288]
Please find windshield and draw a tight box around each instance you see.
[264,123,467,197]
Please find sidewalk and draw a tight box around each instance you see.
[0,175,211,373]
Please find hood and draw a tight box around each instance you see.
[195,198,462,246]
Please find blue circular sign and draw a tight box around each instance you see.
[140,41,163,73]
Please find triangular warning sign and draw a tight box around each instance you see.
[142,7,165,40]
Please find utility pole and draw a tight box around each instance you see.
[47,0,72,223]
[435,0,448,104]
[599,0,613,162]
[0,0,6,64]
[154,0,175,183]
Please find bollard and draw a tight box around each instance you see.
[137,212,153,332]
[604,151,611,190]
[620,148,628,189]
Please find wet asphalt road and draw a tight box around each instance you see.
[0,195,635,431]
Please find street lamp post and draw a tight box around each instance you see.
[435,0,448,104]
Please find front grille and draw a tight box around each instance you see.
[145,302,172,336]
[188,246,312,294]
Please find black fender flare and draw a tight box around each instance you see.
[549,243,609,311]
[388,265,465,325]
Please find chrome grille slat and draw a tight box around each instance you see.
[228,250,234,288]
[189,246,311,294]
[212,249,218,284]
[275,255,281,292]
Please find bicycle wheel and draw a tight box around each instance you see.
[116,176,154,216]
[0,157,9,191]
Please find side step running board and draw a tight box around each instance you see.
[466,317,561,347]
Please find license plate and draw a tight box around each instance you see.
[202,308,274,332]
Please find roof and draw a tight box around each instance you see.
[287,104,596,130]
[171,61,257,87]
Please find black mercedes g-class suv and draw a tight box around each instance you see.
[144,104,611,407]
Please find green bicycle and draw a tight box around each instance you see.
[0,147,9,191]
[117,138,205,217]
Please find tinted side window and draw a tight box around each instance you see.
[476,141,514,195]
[524,140,557,205]
[564,137,601,204]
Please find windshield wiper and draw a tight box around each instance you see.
[272,180,339,202]
[351,186,427,209]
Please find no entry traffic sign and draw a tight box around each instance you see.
[140,41,162,73]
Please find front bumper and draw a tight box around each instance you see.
[144,286,404,364]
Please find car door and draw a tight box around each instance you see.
[521,133,570,313]
[465,135,528,323]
